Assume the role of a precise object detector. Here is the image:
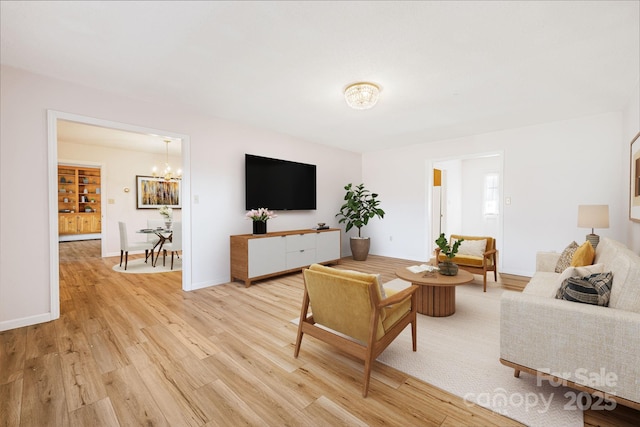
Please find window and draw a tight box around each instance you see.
[483,173,499,216]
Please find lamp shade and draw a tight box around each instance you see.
[577,205,609,229]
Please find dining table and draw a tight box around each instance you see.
[137,228,173,267]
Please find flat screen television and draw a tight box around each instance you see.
[245,154,317,210]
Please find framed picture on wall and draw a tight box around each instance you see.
[136,175,182,209]
[630,132,640,222]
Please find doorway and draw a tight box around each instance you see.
[47,110,192,319]
[429,151,503,261]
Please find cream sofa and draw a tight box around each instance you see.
[500,237,640,409]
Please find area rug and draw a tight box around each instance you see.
[378,279,583,427]
[112,257,181,274]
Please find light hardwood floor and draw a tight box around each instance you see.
[1,240,637,426]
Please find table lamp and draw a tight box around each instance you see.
[577,205,609,248]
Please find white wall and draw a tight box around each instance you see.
[363,112,632,276]
[460,155,501,237]
[0,65,362,331]
[622,80,640,253]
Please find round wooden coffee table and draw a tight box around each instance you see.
[395,266,474,317]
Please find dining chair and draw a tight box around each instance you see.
[118,221,156,270]
[162,222,181,270]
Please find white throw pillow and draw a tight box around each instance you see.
[453,238,487,257]
[557,263,605,286]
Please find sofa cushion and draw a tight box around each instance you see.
[555,241,579,273]
[556,272,613,306]
[595,238,640,313]
[523,272,562,297]
[381,287,412,331]
[571,241,595,267]
[439,254,485,267]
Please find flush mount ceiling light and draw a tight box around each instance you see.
[344,82,380,110]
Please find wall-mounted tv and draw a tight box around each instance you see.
[245,154,317,210]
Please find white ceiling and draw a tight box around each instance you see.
[2,1,639,153]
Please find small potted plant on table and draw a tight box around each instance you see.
[435,233,464,276]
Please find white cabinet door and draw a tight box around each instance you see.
[285,233,316,269]
[286,233,315,251]
[286,248,317,269]
[316,230,341,262]
[248,236,286,277]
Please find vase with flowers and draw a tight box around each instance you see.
[245,208,277,234]
[159,205,173,229]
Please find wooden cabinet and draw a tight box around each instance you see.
[58,165,101,237]
[58,213,101,235]
[230,228,341,287]
[59,214,78,235]
[78,214,101,234]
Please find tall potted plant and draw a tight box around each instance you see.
[335,183,385,261]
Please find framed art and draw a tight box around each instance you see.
[136,175,181,209]
[630,131,640,222]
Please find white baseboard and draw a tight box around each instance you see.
[59,233,100,242]
[0,312,55,332]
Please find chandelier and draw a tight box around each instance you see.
[152,139,182,181]
[344,82,381,110]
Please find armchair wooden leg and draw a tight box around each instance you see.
[483,273,487,292]
[363,351,374,397]
[120,250,123,267]
[411,316,417,352]
[514,369,520,378]
[124,251,128,270]
[294,328,303,358]
[294,289,310,358]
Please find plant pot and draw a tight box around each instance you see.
[438,261,459,276]
[350,237,371,261]
[253,221,267,235]
[164,221,172,230]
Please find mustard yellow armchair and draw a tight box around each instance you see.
[294,264,418,397]
[435,234,498,292]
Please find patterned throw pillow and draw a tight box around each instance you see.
[555,272,613,306]
[555,241,579,273]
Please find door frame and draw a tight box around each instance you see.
[47,110,192,319]
[427,150,504,265]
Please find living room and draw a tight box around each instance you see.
[1,1,639,425]
[2,0,638,330]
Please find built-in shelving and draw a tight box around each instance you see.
[58,165,102,237]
